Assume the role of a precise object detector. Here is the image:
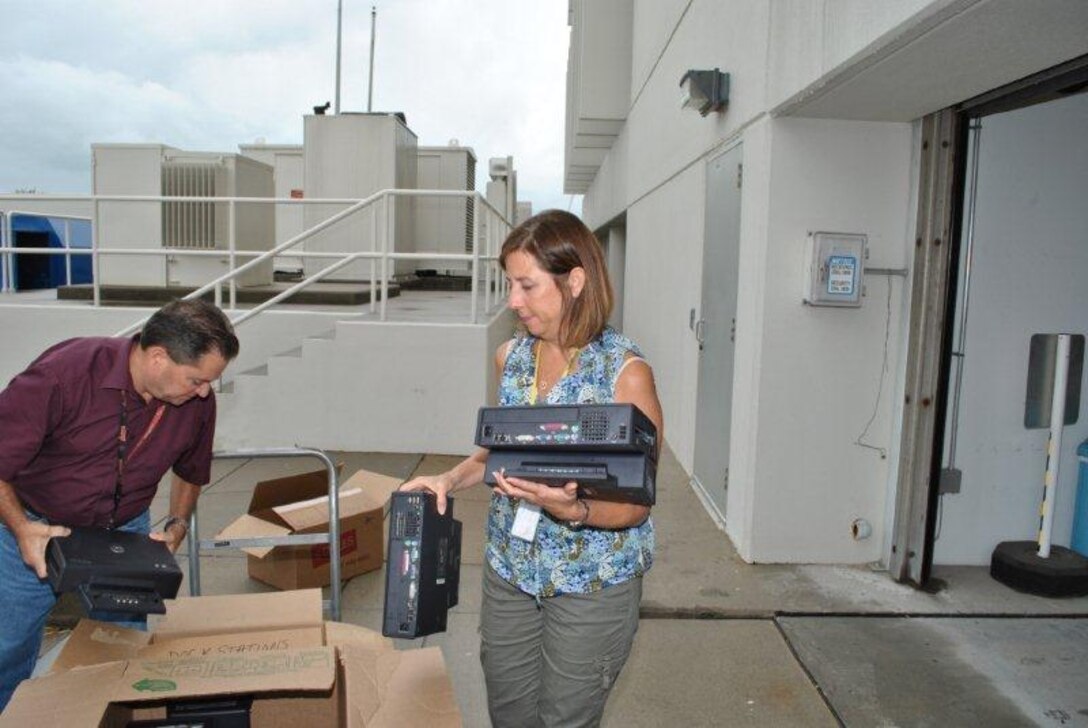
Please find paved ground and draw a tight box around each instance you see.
[40,446,1088,727]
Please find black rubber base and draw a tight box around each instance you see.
[990,541,1088,597]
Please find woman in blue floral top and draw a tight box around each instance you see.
[401,209,663,727]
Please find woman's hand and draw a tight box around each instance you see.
[399,473,456,515]
[493,470,583,523]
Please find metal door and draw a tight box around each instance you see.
[692,144,742,524]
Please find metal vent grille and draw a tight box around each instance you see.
[161,162,217,249]
[579,411,610,441]
[464,156,476,253]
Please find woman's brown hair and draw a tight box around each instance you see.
[499,209,613,349]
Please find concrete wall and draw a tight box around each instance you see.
[0,305,397,448]
[743,117,913,562]
[0,306,141,385]
[765,0,935,110]
[217,309,515,455]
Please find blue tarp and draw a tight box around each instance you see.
[2,213,92,290]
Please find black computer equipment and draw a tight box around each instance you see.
[476,403,657,455]
[127,697,253,727]
[382,492,462,639]
[483,450,656,505]
[476,403,658,505]
[47,527,183,616]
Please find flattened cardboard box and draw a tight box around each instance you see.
[2,589,461,727]
[216,467,402,590]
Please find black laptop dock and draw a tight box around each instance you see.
[382,492,462,638]
[476,403,658,505]
[47,527,183,616]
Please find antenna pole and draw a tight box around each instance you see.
[334,0,343,113]
[367,5,377,112]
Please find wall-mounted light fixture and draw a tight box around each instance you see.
[679,68,730,116]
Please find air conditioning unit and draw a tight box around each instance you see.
[489,156,512,181]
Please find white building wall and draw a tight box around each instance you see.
[726,122,773,558]
[622,1,770,221]
[745,117,913,562]
[766,0,935,109]
[630,0,689,103]
[622,162,705,468]
[575,0,968,563]
[0,305,510,455]
[218,311,514,455]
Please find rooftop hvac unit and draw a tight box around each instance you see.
[414,146,476,275]
[302,113,418,280]
[91,144,273,288]
[161,160,219,250]
[160,154,275,287]
[489,156,512,180]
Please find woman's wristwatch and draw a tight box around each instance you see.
[567,498,590,529]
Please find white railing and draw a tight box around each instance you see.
[0,190,512,333]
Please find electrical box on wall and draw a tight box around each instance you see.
[803,232,867,307]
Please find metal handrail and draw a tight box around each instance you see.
[190,447,343,621]
[82,188,512,335]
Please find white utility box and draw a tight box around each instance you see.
[302,113,418,280]
[238,143,305,274]
[414,145,476,274]
[92,144,274,288]
[803,231,867,307]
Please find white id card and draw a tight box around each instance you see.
[511,502,542,542]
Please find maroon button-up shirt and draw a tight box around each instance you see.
[0,336,216,527]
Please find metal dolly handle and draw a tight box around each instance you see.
[188,447,342,621]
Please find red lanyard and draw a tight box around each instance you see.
[109,390,165,528]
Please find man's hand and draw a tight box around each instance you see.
[15,520,70,579]
[150,518,188,554]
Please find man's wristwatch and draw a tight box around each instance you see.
[163,515,189,536]
[567,499,590,529]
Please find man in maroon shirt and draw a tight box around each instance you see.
[0,299,239,710]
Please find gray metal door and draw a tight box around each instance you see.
[692,144,742,524]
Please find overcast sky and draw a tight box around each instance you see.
[0,0,578,214]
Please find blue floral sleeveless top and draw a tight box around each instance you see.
[485,326,655,597]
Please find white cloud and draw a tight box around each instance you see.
[0,0,580,214]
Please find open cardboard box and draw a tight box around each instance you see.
[215,468,402,590]
[2,590,461,727]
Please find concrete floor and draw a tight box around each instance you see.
[43,446,1088,727]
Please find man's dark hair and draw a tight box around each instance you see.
[140,299,240,364]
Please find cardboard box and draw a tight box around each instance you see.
[216,468,402,590]
[2,589,461,727]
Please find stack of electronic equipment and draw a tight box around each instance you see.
[476,403,658,505]
[382,491,462,638]
[46,527,183,616]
